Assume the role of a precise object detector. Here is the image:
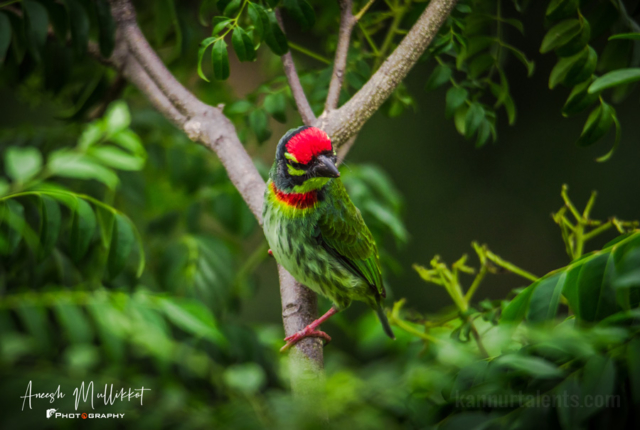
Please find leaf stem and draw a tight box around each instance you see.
[287,42,332,64]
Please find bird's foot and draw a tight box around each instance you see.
[280,326,332,352]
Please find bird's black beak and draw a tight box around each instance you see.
[314,154,340,178]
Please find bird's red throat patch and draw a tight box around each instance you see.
[285,127,332,165]
[271,182,318,209]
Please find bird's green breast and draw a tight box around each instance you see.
[262,179,371,309]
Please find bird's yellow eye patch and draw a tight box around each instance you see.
[284,152,299,163]
[287,164,306,176]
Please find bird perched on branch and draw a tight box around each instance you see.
[262,126,395,351]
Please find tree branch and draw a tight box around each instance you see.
[318,0,458,145]
[102,0,323,385]
[108,0,202,117]
[275,10,316,126]
[324,0,355,112]
[98,0,457,396]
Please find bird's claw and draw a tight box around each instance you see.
[280,327,331,352]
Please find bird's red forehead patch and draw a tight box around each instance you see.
[285,127,332,164]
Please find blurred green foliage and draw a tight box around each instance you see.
[1,0,640,429]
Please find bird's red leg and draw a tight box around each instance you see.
[280,307,339,352]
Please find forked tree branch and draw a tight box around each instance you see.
[276,10,316,126]
[101,0,456,394]
[318,0,458,146]
[324,0,355,112]
[105,0,324,387]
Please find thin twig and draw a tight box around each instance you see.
[275,9,316,126]
[108,0,204,117]
[319,0,458,145]
[325,0,355,112]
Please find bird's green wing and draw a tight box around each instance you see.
[317,179,385,298]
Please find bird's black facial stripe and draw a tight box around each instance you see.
[285,150,335,169]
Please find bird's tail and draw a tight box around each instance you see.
[376,303,396,340]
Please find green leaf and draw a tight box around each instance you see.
[564,46,596,86]
[37,1,67,43]
[22,0,48,62]
[264,11,288,56]
[155,0,174,44]
[546,0,578,21]
[132,221,145,278]
[69,198,96,261]
[504,232,640,325]
[454,105,469,136]
[78,122,104,150]
[468,54,494,80]
[595,112,620,162]
[249,109,271,143]
[556,20,590,58]
[225,100,253,115]
[475,119,491,148]
[0,12,10,65]
[223,363,266,394]
[526,272,566,322]
[502,43,535,76]
[38,195,61,257]
[580,355,616,420]
[16,303,51,351]
[159,298,227,346]
[64,0,89,56]
[445,87,468,119]
[263,93,287,123]
[576,101,614,148]
[104,101,131,135]
[497,354,563,379]
[109,130,145,156]
[223,0,241,17]
[87,299,125,361]
[283,0,315,30]
[95,0,116,57]
[48,150,119,189]
[503,18,524,35]
[54,299,93,344]
[5,147,42,182]
[247,3,264,40]
[549,46,596,89]
[197,36,217,82]
[212,16,232,35]
[107,213,135,278]
[503,94,516,125]
[0,199,26,254]
[231,27,256,62]
[628,339,640,405]
[464,103,485,139]
[540,19,582,54]
[588,68,640,93]
[6,12,27,64]
[501,283,535,324]
[88,147,145,171]
[212,39,230,80]
[425,64,452,91]
[609,32,640,41]
[562,78,599,116]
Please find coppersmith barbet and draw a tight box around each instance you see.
[262,126,395,351]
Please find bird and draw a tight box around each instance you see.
[262,125,395,352]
